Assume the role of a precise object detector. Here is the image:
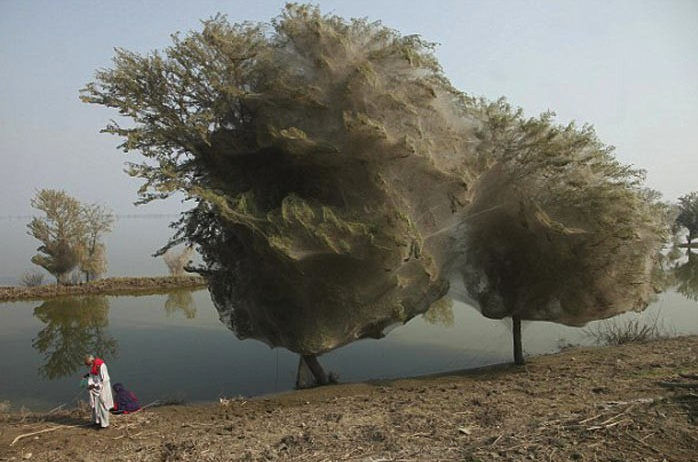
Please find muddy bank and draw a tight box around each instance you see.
[1,335,696,461]
[0,276,207,302]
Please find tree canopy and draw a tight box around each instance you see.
[459,100,668,325]
[28,189,86,284]
[81,4,668,356]
[81,203,115,282]
[27,189,114,284]
[675,191,698,245]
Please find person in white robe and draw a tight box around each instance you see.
[84,354,114,429]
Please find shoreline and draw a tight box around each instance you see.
[0,275,207,302]
[1,335,696,461]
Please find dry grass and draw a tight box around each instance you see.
[583,311,675,345]
[0,275,206,302]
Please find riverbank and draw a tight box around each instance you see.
[0,276,207,302]
[1,335,696,461]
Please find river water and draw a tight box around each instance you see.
[1,217,697,411]
[1,287,696,411]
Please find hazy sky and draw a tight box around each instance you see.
[1,0,696,216]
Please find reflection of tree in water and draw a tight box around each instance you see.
[164,290,197,319]
[32,296,118,379]
[674,251,698,301]
[648,247,679,299]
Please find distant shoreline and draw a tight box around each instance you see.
[0,276,207,302]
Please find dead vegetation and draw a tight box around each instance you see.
[1,336,696,461]
[0,276,206,302]
[583,310,675,345]
[19,271,45,287]
[162,246,195,277]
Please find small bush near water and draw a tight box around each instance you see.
[584,311,674,345]
[163,247,194,277]
[20,271,45,287]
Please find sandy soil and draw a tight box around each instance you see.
[0,276,206,302]
[1,336,697,462]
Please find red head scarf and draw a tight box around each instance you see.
[90,358,105,376]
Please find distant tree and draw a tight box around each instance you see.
[27,190,86,284]
[675,192,698,247]
[163,246,194,276]
[27,190,115,284]
[80,204,115,282]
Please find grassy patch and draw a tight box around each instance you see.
[583,311,675,346]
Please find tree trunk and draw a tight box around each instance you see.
[57,272,67,286]
[512,314,524,365]
[296,354,329,388]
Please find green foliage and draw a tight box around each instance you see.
[675,191,698,244]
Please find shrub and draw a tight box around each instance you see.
[20,270,45,287]
[583,311,674,345]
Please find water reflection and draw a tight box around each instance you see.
[0,284,696,411]
[32,296,118,379]
[164,289,198,319]
[674,250,698,301]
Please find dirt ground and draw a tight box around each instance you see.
[0,276,206,302]
[1,336,697,462]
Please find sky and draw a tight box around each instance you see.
[1,0,696,216]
